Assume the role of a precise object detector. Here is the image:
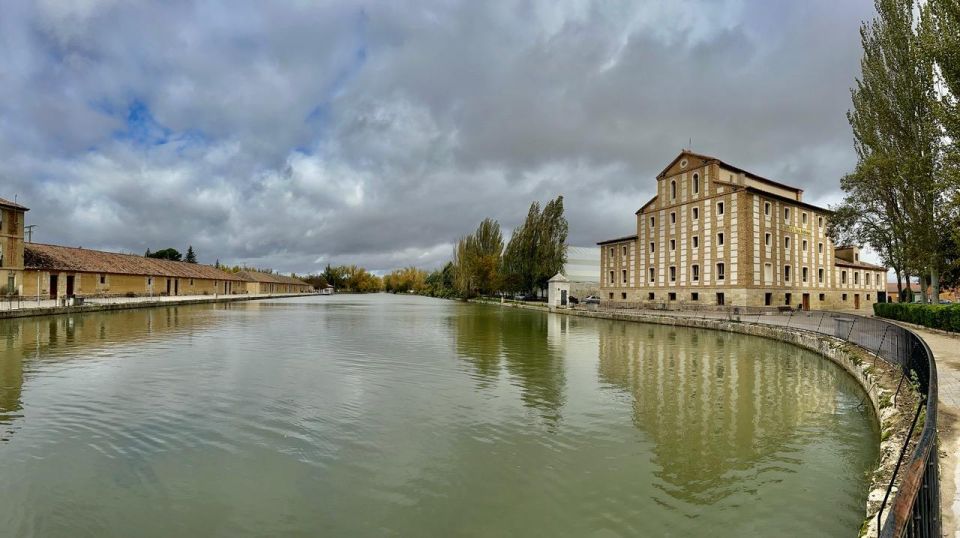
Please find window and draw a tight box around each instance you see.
[802,212,808,225]
[802,240,808,252]
[670,180,677,200]
[669,266,676,282]
[147,277,153,285]
[842,293,848,301]
[693,173,700,194]
[818,242,824,254]
[867,294,871,300]
[784,207,791,221]
[819,293,825,301]
[717,201,725,215]
[622,246,627,256]
[649,267,656,282]
[764,263,773,282]
[866,273,871,285]
[668,292,677,301]
[785,293,792,305]
[717,232,724,246]
[802,267,808,282]
[764,202,771,216]
[670,212,676,224]
[693,236,699,248]
[648,292,655,300]
[841,270,847,284]
[716,263,725,280]
[650,216,655,228]
[692,264,700,281]
[609,292,614,299]
[784,236,790,249]
[765,233,771,247]
[765,292,772,306]
[784,265,791,282]
[818,216,823,227]
[622,270,627,284]
[650,242,655,253]
[692,207,699,220]
[609,271,615,284]
[621,292,627,300]
[716,293,725,305]
[190,279,194,286]
[691,292,699,301]
[99,274,106,285]
[818,268,824,283]
[609,247,614,257]
[670,239,676,251]
[854,272,859,285]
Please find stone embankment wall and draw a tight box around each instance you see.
[0,294,307,321]
[483,300,917,538]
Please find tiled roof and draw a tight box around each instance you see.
[597,234,638,245]
[834,258,886,270]
[24,243,246,281]
[0,197,29,211]
[235,270,309,286]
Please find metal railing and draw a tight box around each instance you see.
[590,304,940,537]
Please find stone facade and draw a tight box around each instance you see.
[0,198,28,296]
[598,151,886,311]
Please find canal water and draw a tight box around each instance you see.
[0,294,878,537]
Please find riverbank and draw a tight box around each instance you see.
[477,299,918,537]
[0,293,312,321]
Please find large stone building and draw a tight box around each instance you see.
[0,197,28,295]
[598,151,886,311]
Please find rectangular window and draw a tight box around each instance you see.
[693,236,699,248]
[99,274,106,285]
[818,268,824,283]
[621,292,627,300]
[668,292,677,301]
[802,240,808,252]
[866,273,871,285]
[670,212,676,224]
[843,293,848,301]
[691,292,699,301]
[765,233,771,247]
[785,293,792,305]
[854,272,859,285]
[650,242,655,253]
[818,216,823,227]
[609,271,615,284]
[622,270,627,284]
[692,264,700,281]
[784,207,791,221]
[692,207,699,220]
[717,201,725,215]
[609,292,614,299]
[669,266,676,282]
[784,236,790,249]
[841,270,847,284]
[764,202,771,216]
[649,267,655,282]
[819,293,825,301]
[802,212,808,225]
[765,292,772,306]
[622,245,627,256]
[717,232,724,246]
[764,263,773,282]
[609,247,614,257]
[647,292,655,300]
[784,265,791,282]
[716,263,725,280]
[670,239,676,251]
[650,216,655,228]
[716,292,725,305]
[818,242,823,254]
[802,267,808,282]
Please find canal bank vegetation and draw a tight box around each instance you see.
[297,264,383,293]
[874,301,960,332]
[829,0,960,303]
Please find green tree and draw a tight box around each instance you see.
[185,245,197,264]
[146,248,183,261]
[501,196,568,295]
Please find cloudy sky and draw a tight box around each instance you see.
[1,0,878,274]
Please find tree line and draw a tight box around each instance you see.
[831,0,960,302]
[388,196,568,299]
[297,264,383,293]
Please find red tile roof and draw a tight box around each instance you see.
[24,243,246,281]
[235,270,309,286]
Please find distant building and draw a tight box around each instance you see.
[235,270,313,295]
[23,243,248,299]
[0,197,28,295]
[319,285,335,295]
[564,246,600,298]
[597,151,886,311]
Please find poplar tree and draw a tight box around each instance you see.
[835,0,943,301]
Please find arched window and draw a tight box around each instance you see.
[670,180,677,200]
[692,173,699,194]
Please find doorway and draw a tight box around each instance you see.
[66,275,75,297]
[166,279,171,296]
[560,289,567,306]
[174,279,179,296]
[802,293,810,311]
[716,292,725,306]
[854,294,860,309]
[49,275,58,299]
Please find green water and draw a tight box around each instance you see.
[0,294,878,537]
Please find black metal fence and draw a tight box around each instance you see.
[592,304,940,537]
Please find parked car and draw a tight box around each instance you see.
[568,296,579,305]
[584,295,601,305]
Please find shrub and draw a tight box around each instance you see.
[874,302,960,332]
[125,292,137,298]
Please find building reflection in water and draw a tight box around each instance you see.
[596,320,869,506]
[0,305,225,441]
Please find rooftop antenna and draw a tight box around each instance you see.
[24,225,36,243]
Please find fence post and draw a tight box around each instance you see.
[816,311,826,333]
[786,309,795,327]
[873,324,890,368]
[846,318,857,341]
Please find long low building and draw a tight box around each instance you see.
[236,270,314,294]
[23,243,250,298]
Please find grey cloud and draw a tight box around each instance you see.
[0,0,877,274]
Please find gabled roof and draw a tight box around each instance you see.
[635,195,658,215]
[24,243,246,281]
[657,150,803,195]
[0,197,28,211]
[235,270,309,286]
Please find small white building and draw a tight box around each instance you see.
[320,285,335,295]
[548,272,571,308]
